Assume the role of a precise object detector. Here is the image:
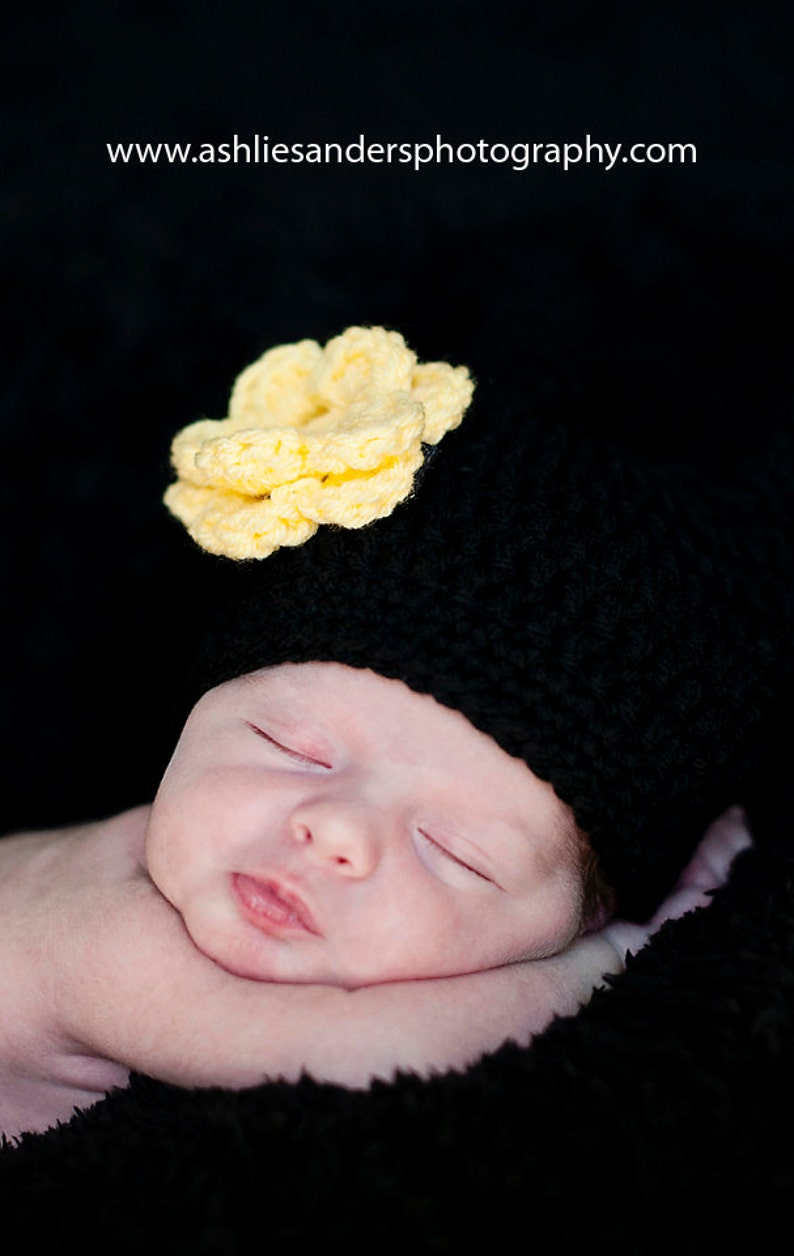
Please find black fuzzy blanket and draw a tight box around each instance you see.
[2,5,793,1250]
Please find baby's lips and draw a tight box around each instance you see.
[232,871,323,936]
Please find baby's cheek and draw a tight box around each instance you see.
[146,768,227,880]
[144,798,191,900]
[511,880,585,964]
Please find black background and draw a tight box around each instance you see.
[2,0,793,833]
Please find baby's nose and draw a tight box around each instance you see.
[290,800,380,878]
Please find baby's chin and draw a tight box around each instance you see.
[177,918,460,989]
[176,908,355,987]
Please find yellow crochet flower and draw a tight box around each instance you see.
[164,326,474,559]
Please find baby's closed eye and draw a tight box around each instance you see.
[415,828,496,884]
[246,722,332,770]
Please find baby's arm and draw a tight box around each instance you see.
[65,868,623,1090]
[58,806,749,1093]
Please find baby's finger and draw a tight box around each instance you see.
[675,805,752,893]
[599,806,752,963]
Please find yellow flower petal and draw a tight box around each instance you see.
[311,325,416,411]
[276,447,425,527]
[412,362,474,443]
[164,481,317,559]
[228,340,324,430]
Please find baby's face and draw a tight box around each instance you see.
[145,662,584,988]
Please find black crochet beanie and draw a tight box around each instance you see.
[169,332,793,922]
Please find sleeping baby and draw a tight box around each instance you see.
[0,664,749,1144]
[0,327,777,1142]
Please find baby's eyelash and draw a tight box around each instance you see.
[418,829,494,883]
[246,722,330,768]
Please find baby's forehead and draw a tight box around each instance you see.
[237,660,490,743]
[239,660,420,710]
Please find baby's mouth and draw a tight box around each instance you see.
[231,873,322,937]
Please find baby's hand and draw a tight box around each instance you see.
[599,805,752,964]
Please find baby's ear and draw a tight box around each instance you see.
[578,843,617,934]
